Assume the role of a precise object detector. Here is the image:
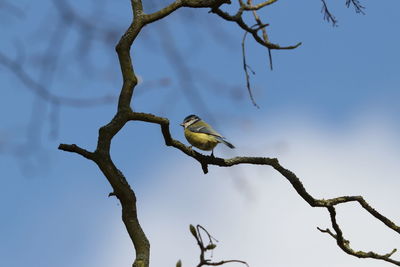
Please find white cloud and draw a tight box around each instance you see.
[96,116,400,267]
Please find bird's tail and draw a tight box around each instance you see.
[218,138,235,149]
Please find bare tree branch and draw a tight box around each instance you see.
[238,0,275,106]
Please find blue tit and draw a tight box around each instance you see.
[180,114,235,156]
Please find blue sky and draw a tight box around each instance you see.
[0,0,399,267]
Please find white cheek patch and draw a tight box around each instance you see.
[186,119,198,127]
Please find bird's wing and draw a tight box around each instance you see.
[188,125,223,138]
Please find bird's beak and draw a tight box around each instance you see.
[180,123,184,127]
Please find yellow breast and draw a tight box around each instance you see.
[184,129,219,151]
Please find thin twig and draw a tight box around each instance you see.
[247,0,273,70]
[321,0,338,26]
[346,0,365,14]
[241,31,259,108]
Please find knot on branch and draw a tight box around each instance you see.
[210,0,231,12]
[201,162,209,174]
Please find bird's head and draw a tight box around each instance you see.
[180,114,201,128]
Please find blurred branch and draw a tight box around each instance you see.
[52,0,120,39]
[155,22,214,121]
[247,0,273,70]
[0,1,25,18]
[0,52,116,107]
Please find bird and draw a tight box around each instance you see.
[180,114,235,156]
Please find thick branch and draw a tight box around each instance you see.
[131,0,144,16]
[144,0,231,24]
[115,21,143,111]
[59,123,150,267]
[94,154,150,267]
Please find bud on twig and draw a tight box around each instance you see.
[205,244,217,250]
[189,224,197,238]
